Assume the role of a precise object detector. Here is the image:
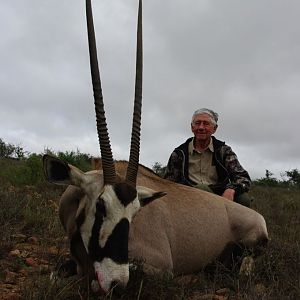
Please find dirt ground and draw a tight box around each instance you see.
[0,234,69,300]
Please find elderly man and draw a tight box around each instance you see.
[164,108,252,207]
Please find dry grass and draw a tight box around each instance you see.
[0,158,299,299]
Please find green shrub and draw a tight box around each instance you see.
[0,141,299,299]
[1,154,45,186]
[57,150,92,172]
[0,150,92,187]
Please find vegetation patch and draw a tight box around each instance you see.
[0,138,299,299]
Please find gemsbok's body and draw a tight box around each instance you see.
[62,161,268,275]
[43,0,268,294]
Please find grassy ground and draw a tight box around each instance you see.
[0,158,299,299]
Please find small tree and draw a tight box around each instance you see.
[0,138,26,158]
[0,138,15,158]
[265,169,273,179]
[285,169,300,187]
[254,169,279,187]
[152,162,166,178]
[14,145,26,159]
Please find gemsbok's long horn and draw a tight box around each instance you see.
[86,0,116,184]
[126,0,143,186]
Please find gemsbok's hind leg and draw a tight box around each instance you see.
[238,220,269,276]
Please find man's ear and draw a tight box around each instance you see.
[43,154,84,187]
[213,124,218,133]
[137,186,167,206]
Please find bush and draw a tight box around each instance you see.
[57,150,92,172]
[285,168,300,187]
[253,169,300,188]
[1,154,45,186]
[0,147,299,299]
[0,141,93,187]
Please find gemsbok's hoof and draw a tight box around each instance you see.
[239,256,255,276]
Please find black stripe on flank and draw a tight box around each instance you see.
[114,182,137,207]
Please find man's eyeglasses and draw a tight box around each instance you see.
[192,121,212,127]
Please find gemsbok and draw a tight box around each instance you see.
[43,0,268,294]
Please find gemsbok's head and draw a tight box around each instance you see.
[43,0,164,293]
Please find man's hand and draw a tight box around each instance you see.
[222,188,235,201]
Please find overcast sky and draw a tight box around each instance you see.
[1,0,299,179]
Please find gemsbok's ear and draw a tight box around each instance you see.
[137,186,167,206]
[43,154,84,187]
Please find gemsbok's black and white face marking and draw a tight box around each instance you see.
[80,183,140,292]
[43,155,165,292]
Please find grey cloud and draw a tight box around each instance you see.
[1,0,299,180]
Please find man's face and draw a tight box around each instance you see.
[191,114,217,141]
